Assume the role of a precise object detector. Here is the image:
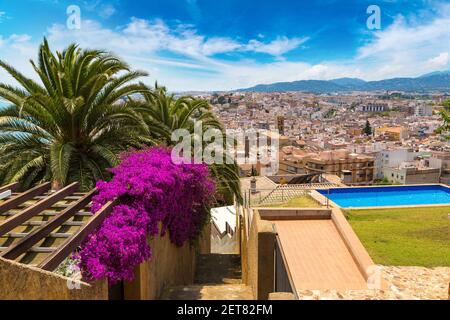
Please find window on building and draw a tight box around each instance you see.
[287,166,296,173]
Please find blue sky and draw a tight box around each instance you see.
[0,0,449,91]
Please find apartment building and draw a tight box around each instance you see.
[375,125,408,141]
[431,150,450,185]
[375,148,415,179]
[359,102,389,113]
[279,149,375,185]
[383,166,441,184]
[278,148,308,175]
[305,150,375,185]
[414,104,433,117]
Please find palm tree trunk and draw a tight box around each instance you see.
[52,180,62,190]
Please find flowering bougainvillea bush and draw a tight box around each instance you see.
[77,147,215,284]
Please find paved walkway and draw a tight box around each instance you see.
[162,284,253,300]
[275,220,368,292]
[162,254,253,300]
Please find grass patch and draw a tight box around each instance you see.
[265,195,321,208]
[346,206,450,267]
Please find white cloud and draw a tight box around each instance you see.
[356,4,450,79]
[99,4,116,19]
[1,18,308,90]
[427,52,449,69]
[8,34,32,43]
[201,38,242,56]
[0,34,38,85]
[246,36,309,56]
[82,1,116,19]
[121,18,304,58]
[0,11,8,23]
[45,18,304,59]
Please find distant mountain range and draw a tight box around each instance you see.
[238,71,450,93]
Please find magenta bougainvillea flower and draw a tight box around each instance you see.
[77,147,215,284]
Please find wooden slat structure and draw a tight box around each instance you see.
[39,199,118,271]
[0,182,51,214]
[0,182,80,237]
[0,182,116,271]
[0,182,19,194]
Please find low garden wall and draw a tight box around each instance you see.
[243,209,276,300]
[242,206,386,299]
[0,257,108,300]
[0,223,210,300]
[330,207,384,286]
[258,208,332,220]
[124,223,210,300]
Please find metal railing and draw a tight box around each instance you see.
[243,184,336,208]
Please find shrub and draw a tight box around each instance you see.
[77,147,215,284]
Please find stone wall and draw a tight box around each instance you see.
[0,257,108,300]
[0,222,210,301]
[296,266,450,300]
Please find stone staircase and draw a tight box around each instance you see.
[161,254,253,300]
[211,234,239,255]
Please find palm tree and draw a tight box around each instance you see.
[132,86,243,204]
[0,39,148,190]
[437,99,450,140]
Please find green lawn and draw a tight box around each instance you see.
[346,206,450,267]
[265,195,321,208]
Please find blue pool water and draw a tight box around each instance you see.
[319,185,450,208]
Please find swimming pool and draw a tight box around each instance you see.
[318,185,450,208]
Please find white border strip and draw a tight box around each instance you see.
[0,190,12,200]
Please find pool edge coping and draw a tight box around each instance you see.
[323,183,450,190]
[316,184,450,210]
[339,203,450,210]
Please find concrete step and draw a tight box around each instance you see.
[195,254,242,285]
[161,253,253,300]
[211,235,239,255]
[162,284,253,300]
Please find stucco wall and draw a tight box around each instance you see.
[0,257,108,300]
[243,210,276,300]
[124,224,210,300]
[199,223,211,254]
[258,208,331,220]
